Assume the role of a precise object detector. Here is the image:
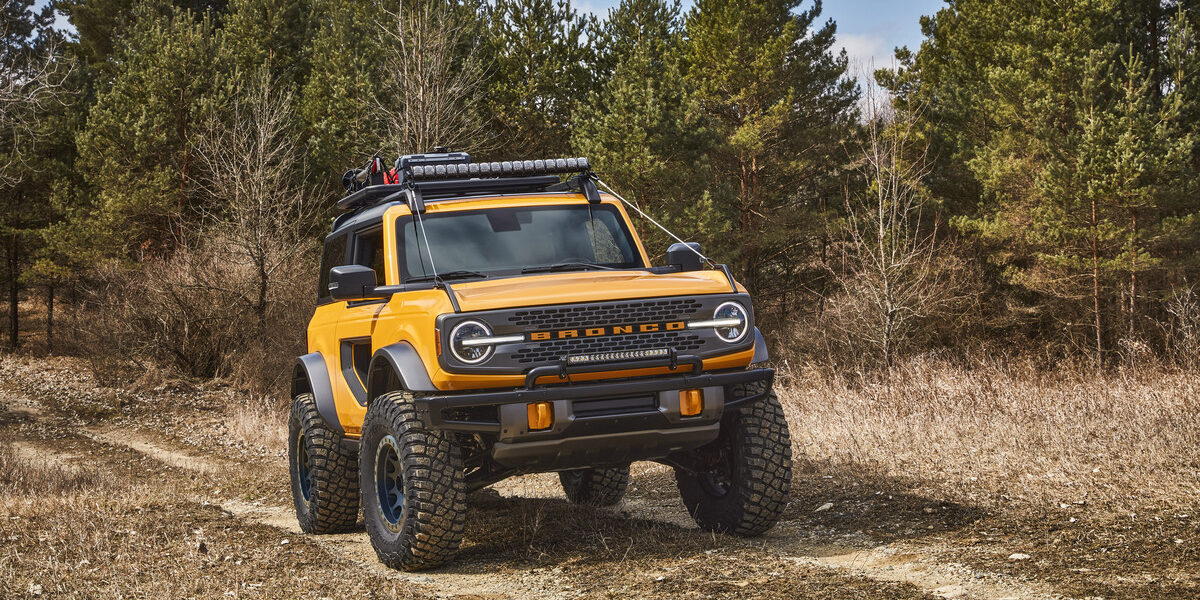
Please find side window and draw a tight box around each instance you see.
[353,228,386,283]
[318,234,348,301]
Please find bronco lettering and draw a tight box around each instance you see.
[528,321,686,341]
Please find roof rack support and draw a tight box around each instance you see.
[336,154,595,212]
[546,172,601,203]
[405,188,426,214]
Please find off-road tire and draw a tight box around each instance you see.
[289,393,359,534]
[359,390,467,571]
[559,465,630,506]
[674,389,792,536]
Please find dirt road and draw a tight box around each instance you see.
[1,356,1194,599]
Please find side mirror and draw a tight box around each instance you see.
[666,242,704,272]
[329,265,378,300]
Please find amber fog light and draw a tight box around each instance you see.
[527,402,553,430]
[680,389,703,417]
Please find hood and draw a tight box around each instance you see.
[449,270,739,312]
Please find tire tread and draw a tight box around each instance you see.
[361,391,467,570]
[290,393,359,534]
[559,465,629,506]
[675,389,792,536]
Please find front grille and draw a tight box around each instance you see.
[437,293,754,374]
[507,299,703,330]
[513,331,705,364]
[573,395,657,418]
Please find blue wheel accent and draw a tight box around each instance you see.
[296,429,313,502]
[375,435,405,526]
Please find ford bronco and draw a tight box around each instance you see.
[289,152,792,570]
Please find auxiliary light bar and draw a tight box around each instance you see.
[566,348,670,366]
[408,158,590,180]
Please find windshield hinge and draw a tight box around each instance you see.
[437,280,461,312]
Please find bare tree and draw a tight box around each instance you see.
[372,2,490,155]
[0,0,68,185]
[827,81,951,367]
[191,68,318,331]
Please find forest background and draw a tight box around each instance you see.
[3,0,1200,392]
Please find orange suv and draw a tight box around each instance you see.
[288,152,792,570]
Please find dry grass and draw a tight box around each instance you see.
[224,395,289,451]
[0,444,104,495]
[778,356,1200,514]
[0,432,421,599]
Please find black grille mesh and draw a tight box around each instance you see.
[507,299,703,330]
[513,331,705,364]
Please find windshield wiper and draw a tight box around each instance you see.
[407,270,488,284]
[521,262,615,274]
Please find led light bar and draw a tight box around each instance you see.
[686,317,745,329]
[408,157,590,180]
[566,348,670,366]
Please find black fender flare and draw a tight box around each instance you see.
[750,327,769,364]
[367,341,439,400]
[292,352,343,434]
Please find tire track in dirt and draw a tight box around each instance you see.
[85,428,225,475]
[472,467,1066,600]
[786,542,1056,600]
[99,430,1065,600]
[80,425,586,600]
[6,383,1065,600]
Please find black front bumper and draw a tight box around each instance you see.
[414,365,773,470]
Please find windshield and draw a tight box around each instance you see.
[398,204,643,281]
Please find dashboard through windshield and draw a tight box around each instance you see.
[397,204,644,282]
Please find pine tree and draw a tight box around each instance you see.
[221,0,313,91]
[590,0,679,81]
[0,0,70,350]
[483,0,594,157]
[59,0,228,70]
[572,0,717,259]
[298,0,382,191]
[75,0,226,254]
[683,0,857,311]
[895,0,1200,359]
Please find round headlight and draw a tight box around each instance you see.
[450,320,493,364]
[713,301,748,343]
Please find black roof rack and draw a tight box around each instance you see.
[335,151,596,213]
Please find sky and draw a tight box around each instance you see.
[579,0,947,77]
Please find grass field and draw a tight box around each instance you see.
[2,354,1199,598]
[778,357,1200,515]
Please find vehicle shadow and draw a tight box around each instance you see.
[442,459,987,574]
[776,459,986,547]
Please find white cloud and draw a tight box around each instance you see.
[837,32,894,75]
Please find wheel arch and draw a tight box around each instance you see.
[367,341,439,400]
[750,327,769,364]
[292,352,343,434]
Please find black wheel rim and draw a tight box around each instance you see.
[699,445,734,497]
[375,435,405,525]
[296,430,312,502]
